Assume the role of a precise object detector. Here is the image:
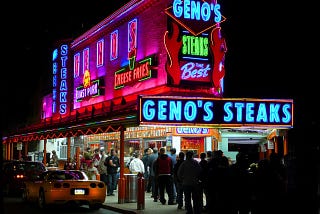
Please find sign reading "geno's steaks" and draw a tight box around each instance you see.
[138,96,293,128]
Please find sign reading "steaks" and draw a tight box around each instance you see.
[138,96,293,128]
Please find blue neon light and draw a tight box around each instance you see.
[139,97,294,127]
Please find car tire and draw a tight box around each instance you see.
[89,203,101,210]
[38,190,46,209]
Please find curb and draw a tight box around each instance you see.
[102,204,138,214]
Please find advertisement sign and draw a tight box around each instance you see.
[164,0,227,96]
[138,96,294,128]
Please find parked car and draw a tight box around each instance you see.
[2,160,47,196]
[22,169,106,210]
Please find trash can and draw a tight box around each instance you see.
[124,173,138,202]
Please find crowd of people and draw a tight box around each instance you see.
[79,147,120,196]
[60,145,288,214]
[124,147,288,214]
[62,147,120,196]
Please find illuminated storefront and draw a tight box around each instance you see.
[3,0,293,179]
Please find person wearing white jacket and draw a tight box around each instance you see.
[129,152,145,175]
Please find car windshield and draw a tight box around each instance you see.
[4,161,45,174]
[47,171,86,180]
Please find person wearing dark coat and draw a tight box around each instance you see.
[147,147,159,200]
[173,151,185,209]
[153,147,175,205]
[178,150,202,214]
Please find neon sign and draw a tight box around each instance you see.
[182,33,209,59]
[110,30,118,61]
[52,44,70,115]
[83,70,91,88]
[128,19,138,70]
[173,0,221,21]
[176,127,209,134]
[165,0,226,36]
[165,24,225,90]
[139,96,294,128]
[128,19,137,55]
[114,55,156,89]
[52,49,58,113]
[59,44,69,114]
[76,70,104,102]
[74,53,80,77]
[97,39,104,67]
[180,61,211,82]
[83,48,89,74]
[164,1,227,94]
[76,79,102,102]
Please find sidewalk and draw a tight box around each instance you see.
[102,190,187,214]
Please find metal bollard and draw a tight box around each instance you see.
[137,173,145,210]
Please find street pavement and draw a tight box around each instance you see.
[102,190,191,214]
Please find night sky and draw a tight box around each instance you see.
[2,0,319,135]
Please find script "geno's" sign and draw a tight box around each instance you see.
[138,96,293,128]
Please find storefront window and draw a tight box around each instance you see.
[180,137,204,158]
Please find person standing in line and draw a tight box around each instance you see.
[229,151,252,214]
[178,150,202,214]
[173,151,185,209]
[129,152,145,175]
[148,147,159,201]
[98,148,108,186]
[168,148,177,202]
[92,148,101,168]
[206,150,224,213]
[154,147,175,205]
[106,149,120,196]
[206,150,213,161]
[87,161,99,180]
[168,148,177,165]
[141,148,152,191]
[147,147,158,199]
[199,152,209,211]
